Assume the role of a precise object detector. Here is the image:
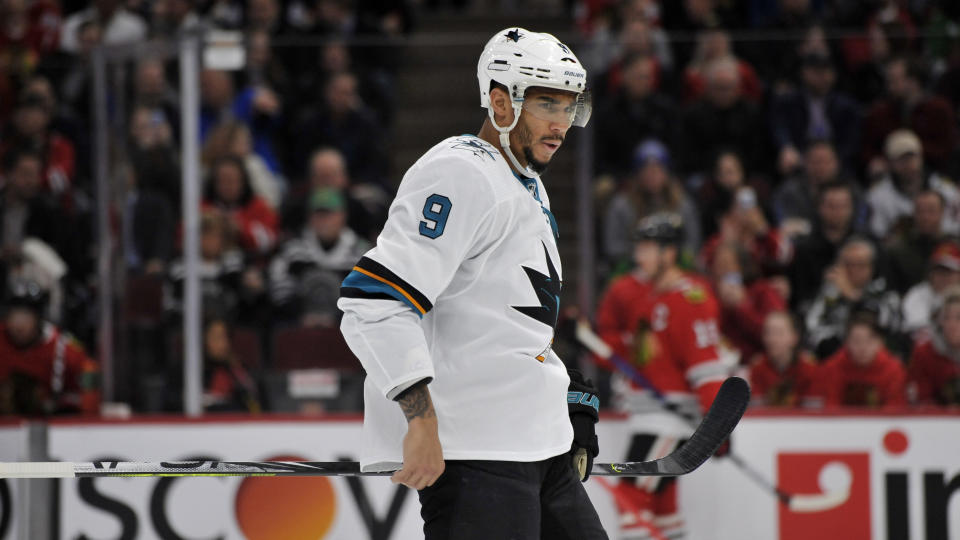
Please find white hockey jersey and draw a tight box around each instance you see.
[338,135,573,471]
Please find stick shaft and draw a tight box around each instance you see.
[0,459,699,479]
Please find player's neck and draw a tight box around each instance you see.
[477,118,527,176]
[654,267,684,291]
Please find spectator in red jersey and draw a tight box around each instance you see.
[862,56,957,174]
[0,91,75,195]
[907,287,960,405]
[749,311,821,407]
[819,311,907,407]
[0,280,99,416]
[710,242,787,363]
[0,0,61,91]
[682,29,762,105]
[592,17,671,100]
[202,155,278,257]
[598,213,726,540]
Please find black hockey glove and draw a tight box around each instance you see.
[567,369,600,482]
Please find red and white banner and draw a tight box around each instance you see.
[0,410,955,539]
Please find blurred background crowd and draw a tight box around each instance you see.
[1,0,959,416]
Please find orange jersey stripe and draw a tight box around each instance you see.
[351,266,427,315]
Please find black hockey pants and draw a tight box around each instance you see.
[417,453,609,540]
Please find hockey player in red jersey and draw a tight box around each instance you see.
[0,280,100,415]
[907,286,960,405]
[595,212,728,539]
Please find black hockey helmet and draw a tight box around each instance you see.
[633,212,684,246]
[6,279,49,315]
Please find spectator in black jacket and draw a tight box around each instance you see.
[790,180,860,311]
[769,52,862,177]
[0,148,68,285]
[594,53,677,178]
[291,71,389,188]
[680,58,766,181]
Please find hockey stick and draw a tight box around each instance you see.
[575,320,850,512]
[0,378,747,480]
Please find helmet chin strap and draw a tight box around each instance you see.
[487,105,537,178]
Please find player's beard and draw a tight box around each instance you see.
[513,121,557,174]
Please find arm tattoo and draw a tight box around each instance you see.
[398,382,435,423]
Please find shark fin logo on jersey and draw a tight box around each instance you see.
[512,242,561,330]
[450,137,499,162]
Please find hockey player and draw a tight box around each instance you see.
[595,212,727,539]
[337,28,607,539]
[0,280,100,415]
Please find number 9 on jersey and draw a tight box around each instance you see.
[419,194,452,239]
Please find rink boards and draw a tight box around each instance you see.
[0,410,957,540]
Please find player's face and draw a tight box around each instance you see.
[940,303,960,349]
[633,240,665,281]
[846,325,880,366]
[4,308,40,348]
[513,89,575,173]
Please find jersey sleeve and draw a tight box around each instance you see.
[669,290,726,409]
[60,337,100,415]
[338,155,502,399]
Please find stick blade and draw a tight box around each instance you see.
[593,376,750,477]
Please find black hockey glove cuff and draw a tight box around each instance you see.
[567,369,599,482]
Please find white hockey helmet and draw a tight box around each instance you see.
[477,28,591,176]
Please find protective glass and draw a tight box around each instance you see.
[521,90,592,127]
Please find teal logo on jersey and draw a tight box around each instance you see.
[450,137,498,161]
[512,242,561,330]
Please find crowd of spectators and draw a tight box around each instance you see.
[0,0,404,415]
[587,0,960,408]
[1,0,960,416]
